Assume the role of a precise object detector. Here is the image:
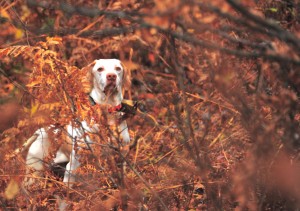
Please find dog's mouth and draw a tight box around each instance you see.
[104,82,117,95]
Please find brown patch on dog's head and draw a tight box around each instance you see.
[81,61,96,94]
[121,62,131,91]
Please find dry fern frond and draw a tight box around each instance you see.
[0,40,91,126]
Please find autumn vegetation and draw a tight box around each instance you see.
[0,0,300,210]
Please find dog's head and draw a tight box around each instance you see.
[82,59,130,105]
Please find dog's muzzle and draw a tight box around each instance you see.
[104,73,118,94]
[104,82,117,94]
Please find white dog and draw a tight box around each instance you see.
[24,59,131,186]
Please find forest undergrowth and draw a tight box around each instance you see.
[0,0,300,210]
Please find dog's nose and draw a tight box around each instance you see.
[106,73,117,81]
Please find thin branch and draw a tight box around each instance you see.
[20,0,300,65]
[118,151,169,210]
[146,23,300,65]
[225,0,300,52]
[26,0,139,19]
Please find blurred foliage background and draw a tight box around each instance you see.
[0,0,300,210]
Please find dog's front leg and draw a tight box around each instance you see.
[119,120,130,144]
[63,149,80,185]
[63,126,82,186]
[118,120,130,158]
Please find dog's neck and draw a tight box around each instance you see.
[90,87,123,106]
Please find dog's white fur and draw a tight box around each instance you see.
[25,59,130,186]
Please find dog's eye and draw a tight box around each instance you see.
[115,66,122,71]
[97,67,104,72]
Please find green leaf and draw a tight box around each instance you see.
[267,8,278,13]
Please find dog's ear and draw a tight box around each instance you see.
[81,61,96,94]
[121,62,131,91]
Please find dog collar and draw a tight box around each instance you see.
[89,95,138,115]
[108,104,122,113]
[89,95,97,106]
[89,95,123,113]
